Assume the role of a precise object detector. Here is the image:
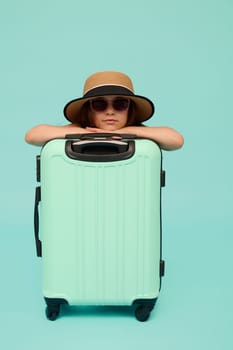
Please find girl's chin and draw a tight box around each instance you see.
[101,125,119,131]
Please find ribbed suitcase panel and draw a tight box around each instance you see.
[41,139,161,305]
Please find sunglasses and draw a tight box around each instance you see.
[90,97,130,112]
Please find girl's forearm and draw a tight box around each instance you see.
[86,126,184,151]
[24,124,87,146]
[115,126,184,151]
[135,126,184,150]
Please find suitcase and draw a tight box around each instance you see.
[34,133,165,322]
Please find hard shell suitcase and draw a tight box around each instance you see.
[34,133,165,321]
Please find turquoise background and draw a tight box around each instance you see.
[1,0,232,349]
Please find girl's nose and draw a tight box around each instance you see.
[106,105,114,114]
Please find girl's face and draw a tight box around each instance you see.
[89,96,129,131]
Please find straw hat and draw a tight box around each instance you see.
[63,71,154,123]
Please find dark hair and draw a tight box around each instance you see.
[77,100,140,128]
[78,102,92,127]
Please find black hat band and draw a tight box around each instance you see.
[84,85,134,98]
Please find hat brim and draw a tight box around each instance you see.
[63,85,155,124]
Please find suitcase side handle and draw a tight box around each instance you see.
[34,186,42,257]
[65,139,135,162]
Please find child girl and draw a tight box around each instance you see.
[25,71,184,150]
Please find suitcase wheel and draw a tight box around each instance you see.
[135,305,151,322]
[134,300,156,322]
[45,305,60,321]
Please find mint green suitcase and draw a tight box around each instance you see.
[34,134,165,321]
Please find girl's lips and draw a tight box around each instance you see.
[104,119,117,124]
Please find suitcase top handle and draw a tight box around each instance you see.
[65,137,135,162]
[65,132,137,141]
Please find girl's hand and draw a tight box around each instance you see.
[85,127,118,133]
[85,127,104,133]
[85,127,137,134]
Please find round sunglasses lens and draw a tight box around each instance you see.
[91,99,107,111]
[113,98,129,111]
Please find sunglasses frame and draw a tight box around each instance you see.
[89,97,130,113]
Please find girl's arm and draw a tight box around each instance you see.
[86,126,184,151]
[24,124,89,146]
